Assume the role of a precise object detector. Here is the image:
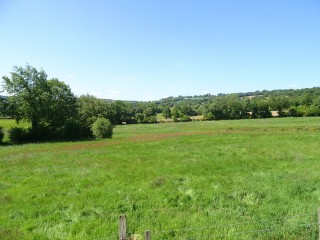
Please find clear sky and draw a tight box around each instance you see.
[1,0,319,101]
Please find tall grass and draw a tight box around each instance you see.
[1,118,320,239]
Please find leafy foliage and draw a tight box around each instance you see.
[2,64,320,143]
[63,120,84,140]
[2,65,76,131]
[2,65,50,129]
[180,114,191,122]
[8,127,28,144]
[91,118,114,139]
[45,79,77,129]
[162,106,171,119]
[77,95,112,128]
[156,87,320,120]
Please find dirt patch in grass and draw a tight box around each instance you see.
[1,131,218,159]
[59,131,216,152]
[61,141,119,151]
[1,126,291,158]
[128,131,215,142]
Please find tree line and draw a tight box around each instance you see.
[1,65,320,144]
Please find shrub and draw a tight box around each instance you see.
[0,126,4,143]
[296,105,307,117]
[8,127,28,144]
[63,120,83,139]
[180,114,191,122]
[142,115,150,123]
[135,113,144,123]
[203,111,215,121]
[63,120,94,140]
[305,105,320,117]
[28,125,53,142]
[287,106,298,117]
[172,115,179,122]
[148,116,158,123]
[91,118,114,139]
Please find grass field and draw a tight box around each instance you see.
[0,119,29,142]
[1,118,320,239]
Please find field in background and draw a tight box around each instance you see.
[156,113,204,122]
[0,119,29,142]
[1,118,320,239]
[0,119,26,129]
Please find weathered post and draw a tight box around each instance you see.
[144,230,151,240]
[119,214,127,240]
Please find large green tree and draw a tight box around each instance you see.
[45,79,77,129]
[208,97,228,120]
[162,106,171,119]
[111,100,130,124]
[76,95,114,127]
[226,95,245,119]
[2,65,76,130]
[269,96,290,116]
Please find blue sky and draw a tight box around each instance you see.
[1,0,319,101]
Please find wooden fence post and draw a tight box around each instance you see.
[119,214,127,240]
[144,230,151,240]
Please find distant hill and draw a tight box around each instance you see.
[155,87,320,106]
[1,87,320,123]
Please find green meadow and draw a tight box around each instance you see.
[0,119,29,129]
[1,118,320,239]
[0,119,29,142]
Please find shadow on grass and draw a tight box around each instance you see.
[0,136,107,147]
[0,142,12,146]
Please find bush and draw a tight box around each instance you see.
[287,106,298,117]
[305,105,320,117]
[172,115,179,122]
[63,120,94,140]
[0,126,4,143]
[91,118,114,139]
[180,114,191,122]
[203,111,215,121]
[63,120,83,139]
[8,127,28,144]
[148,115,158,123]
[28,125,53,142]
[296,105,307,117]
